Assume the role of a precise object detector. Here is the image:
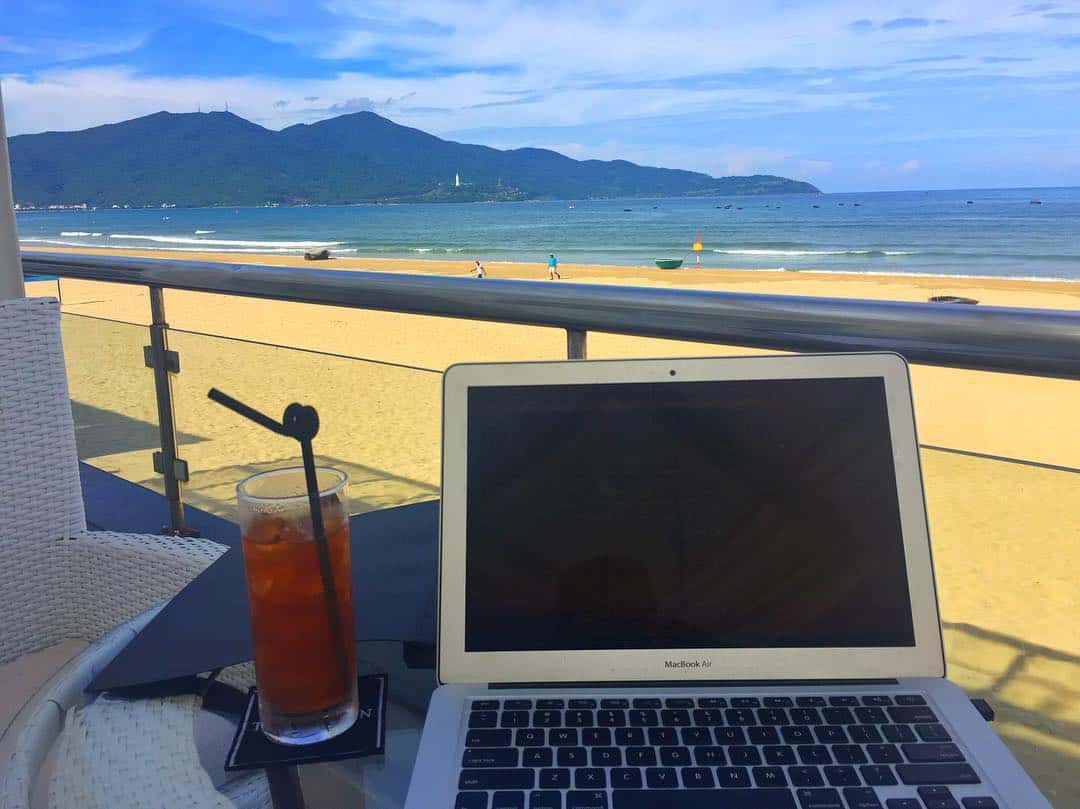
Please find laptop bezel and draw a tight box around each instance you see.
[438,352,945,684]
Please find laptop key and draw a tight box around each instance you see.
[611,767,643,788]
[455,793,488,809]
[829,696,859,706]
[472,700,499,710]
[855,707,888,724]
[597,710,626,727]
[915,724,952,742]
[783,726,814,744]
[666,698,695,709]
[698,697,727,708]
[960,800,999,809]
[732,697,761,708]
[842,787,884,808]
[538,768,570,789]
[729,745,762,765]
[534,711,561,728]
[791,708,822,725]
[862,695,893,706]
[918,786,960,809]
[882,725,917,743]
[550,729,578,746]
[528,791,561,809]
[645,767,679,788]
[492,792,525,809]
[632,698,661,709]
[574,768,606,788]
[501,711,530,728]
[749,727,780,745]
[895,694,927,706]
[823,708,854,725]
[823,765,860,786]
[883,801,921,809]
[470,711,498,728]
[860,765,897,786]
[797,745,832,765]
[569,699,597,709]
[660,746,691,766]
[566,710,594,727]
[613,791,797,808]
[789,766,824,787]
[815,726,847,744]
[694,745,726,765]
[590,746,620,766]
[897,763,979,785]
[517,729,545,747]
[714,727,747,745]
[753,766,788,787]
[567,792,608,809]
[468,729,512,747]
[602,698,629,709]
[681,767,715,788]
[726,709,757,726]
[523,748,553,767]
[615,727,644,745]
[693,709,724,726]
[626,747,657,766]
[681,727,711,745]
[629,709,658,726]
[795,787,843,808]
[887,706,938,724]
[505,699,533,710]
[582,728,611,746]
[661,709,691,726]
[758,708,788,725]
[902,743,963,760]
[716,766,752,788]
[867,744,902,764]
[764,745,797,765]
[459,769,535,790]
[649,727,678,745]
[831,745,867,765]
[463,748,520,767]
[537,699,565,709]
[796,697,827,707]
[765,697,794,707]
[556,747,587,767]
[847,725,882,744]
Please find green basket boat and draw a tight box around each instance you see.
[655,258,684,269]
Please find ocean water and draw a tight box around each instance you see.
[17,186,1080,281]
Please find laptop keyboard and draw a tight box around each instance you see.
[455,694,1001,809]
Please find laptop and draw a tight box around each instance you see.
[405,353,1050,809]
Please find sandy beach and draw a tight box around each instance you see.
[24,246,1080,803]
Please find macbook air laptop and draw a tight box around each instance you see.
[405,353,1050,809]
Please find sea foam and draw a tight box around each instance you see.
[109,234,340,248]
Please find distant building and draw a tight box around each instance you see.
[455,173,461,188]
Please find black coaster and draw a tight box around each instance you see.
[225,674,387,771]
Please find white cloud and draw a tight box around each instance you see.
[897,158,921,173]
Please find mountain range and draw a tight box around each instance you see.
[9,110,819,207]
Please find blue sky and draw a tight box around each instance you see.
[2,0,1079,191]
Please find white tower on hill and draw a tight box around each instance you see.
[454,173,461,188]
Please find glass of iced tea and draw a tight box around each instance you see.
[237,467,358,745]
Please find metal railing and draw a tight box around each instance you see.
[23,251,1080,534]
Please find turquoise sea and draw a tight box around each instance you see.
[17,186,1080,281]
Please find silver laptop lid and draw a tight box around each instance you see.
[438,353,945,684]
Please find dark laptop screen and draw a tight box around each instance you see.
[464,376,916,651]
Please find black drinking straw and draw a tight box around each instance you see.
[208,388,351,701]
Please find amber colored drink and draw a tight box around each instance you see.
[238,468,358,745]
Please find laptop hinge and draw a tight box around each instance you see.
[488,678,899,690]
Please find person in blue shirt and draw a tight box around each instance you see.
[547,253,561,280]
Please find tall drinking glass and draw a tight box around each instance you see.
[237,467,358,745]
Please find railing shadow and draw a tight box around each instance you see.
[942,621,1079,806]
[71,399,208,458]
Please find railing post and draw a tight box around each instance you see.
[567,328,587,359]
[145,286,195,536]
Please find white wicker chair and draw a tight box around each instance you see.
[0,297,266,807]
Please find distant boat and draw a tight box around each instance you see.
[162,216,170,221]
[812,204,820,208]
[853,203,860,207]
[966,200,974,204]
[655,258,683,269]
[623,208,633,212]
[1029,199,1042,205]
[568,204,575,209]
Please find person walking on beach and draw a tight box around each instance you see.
[547,252,561,280]
[474,259,486,279]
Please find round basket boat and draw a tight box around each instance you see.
[655,258,683,269]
